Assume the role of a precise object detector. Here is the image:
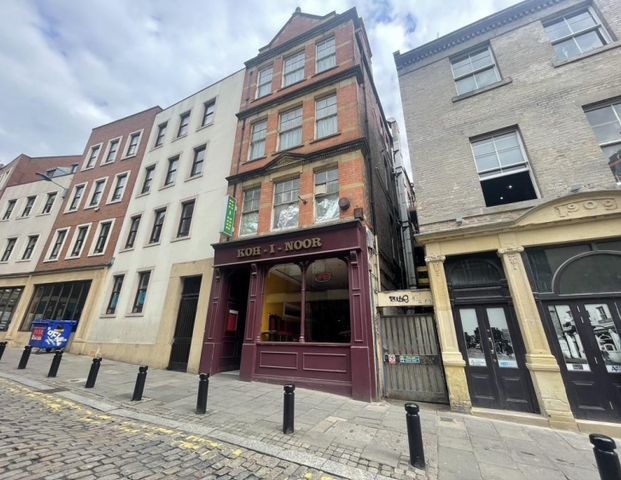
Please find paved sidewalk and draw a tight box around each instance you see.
[0,347,608,480]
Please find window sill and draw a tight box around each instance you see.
[278,78,305,92]
[121,154,137,161]
[65,255,81,260]
[245,155,267,164]
[150,144,164,152]
[312,65,338,77]
[42,258,59,263]
[83,204,101,211]
[106,199,123,206]
[81,166,96,172]
[452,78,512,103]
[64,208,79,214]
[36,213,52,217]
[125,312,144,318]
[87,252,106,258]
[16,259,32,263]
[552,42,621,68]
[100,160,116,166]
[99,313,116,318]
[0,261,7,264]
[135,191,150,198]
[171,235,190,243]
[310,132,341,144]
[185,173,203,183]
[159,183,175,191]
[0,219,8,222]
[276,144,303,154]
[118,247,135,253]
[16,216,28,221]
[172,134,188,143]
[144,241,161,248]
[196,123,213,133]
[252,92,272,103]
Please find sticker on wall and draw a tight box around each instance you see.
[399,355,421,364]
[498,359,518,368]
[607,364,621,373]
[567,363,591,372]
[226,309,239,333]
[387,354,397,365]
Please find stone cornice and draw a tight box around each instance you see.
[394,0,564,71]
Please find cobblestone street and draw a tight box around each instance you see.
[0,380,341,480]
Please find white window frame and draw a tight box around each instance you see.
[101,136,123,165]
[256,65,273,98]
[584,100,621,183]
[272,177,300,231]
[2,199,16,220]
[45,227,70,262]
[123,214,142,250]
[86,177,108,208]
[278,106,303,151]
[239,186,261,237]
[88,218,115,257]
[104,273,126,316]
[450,45,501,96]
[65,223,92,259]
[107,171,131,204]
[543,6,612,61]
[123,130,143,158]
[249,119,268,161]
[176,198,196,239]
[66,182,88,212]
[315,93,338,139]
[148,207,167,245]
[315,36,336,73]
[283,50,305,87]
[83,143,102,170]
[314,167,340,223]
[131,269,152,314]
[189,145,206,178]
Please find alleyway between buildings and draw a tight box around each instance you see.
[0,348,607,480]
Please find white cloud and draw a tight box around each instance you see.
[0,0,520,169]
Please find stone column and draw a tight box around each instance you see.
[425,251,472,412]
[498,244,577,430]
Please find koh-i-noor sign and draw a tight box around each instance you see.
[237,237,322,258]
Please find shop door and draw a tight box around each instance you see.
[219,270,249,372]
[546,300,621,421]
[168,276,201,372]
[454,305,537,412]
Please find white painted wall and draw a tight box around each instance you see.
[0,175,74,275]
[87,70,244,344]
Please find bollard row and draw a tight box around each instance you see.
[591,434,621,480]
[47,350,63,378]
[132,366,149,401]
[85,357,102,388]
[0,341,7,361]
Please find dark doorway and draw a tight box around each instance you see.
[219,268,250,372]
[454,304,537,413]
[168,276,202,372]
[545,299,621,421]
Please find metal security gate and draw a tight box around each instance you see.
[380,314,448,403]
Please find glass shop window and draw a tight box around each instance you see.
[304,258,350,343]
[261,263,302,342]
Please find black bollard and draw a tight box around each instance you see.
[590,433,621,480]
[85,357,102,388]
[405,403,425,469]
[283,384,295,434]
[196,373,210,414]
[0,341,7,361]
[47,350,63,378]
[17,345,32,370]
[131,366,148,401]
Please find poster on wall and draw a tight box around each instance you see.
[226,309,239,333]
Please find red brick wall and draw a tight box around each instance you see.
[1,154,81,197]
[35,107,161,273]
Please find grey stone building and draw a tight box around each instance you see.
[395,0,621,433]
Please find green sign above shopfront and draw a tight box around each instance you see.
[221,195,236,237]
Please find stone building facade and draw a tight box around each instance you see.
[200,8,404,401]
[75,72,244,372]
[396,0,621,432]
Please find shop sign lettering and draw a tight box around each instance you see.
[237,237,322,258]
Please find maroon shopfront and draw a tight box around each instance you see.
[199,220,376,401]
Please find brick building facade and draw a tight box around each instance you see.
[200,8,404,400]
[396,0,621,431]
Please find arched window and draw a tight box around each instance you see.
[554,252,621,295]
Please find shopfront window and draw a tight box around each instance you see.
[262,263,302,341]
[305,258,350,342]
[556,253,621,295]
[21,281,91,331]
[260,258,351,343]
[547,304,590,372]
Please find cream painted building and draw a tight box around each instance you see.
[396,0,621,434]
[0,167,75,335]
[78,70,245,372]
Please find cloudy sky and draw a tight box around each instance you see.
[0,0,519,166]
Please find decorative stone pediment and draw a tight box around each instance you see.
[514,190,621,227]
[260,9,331,53]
